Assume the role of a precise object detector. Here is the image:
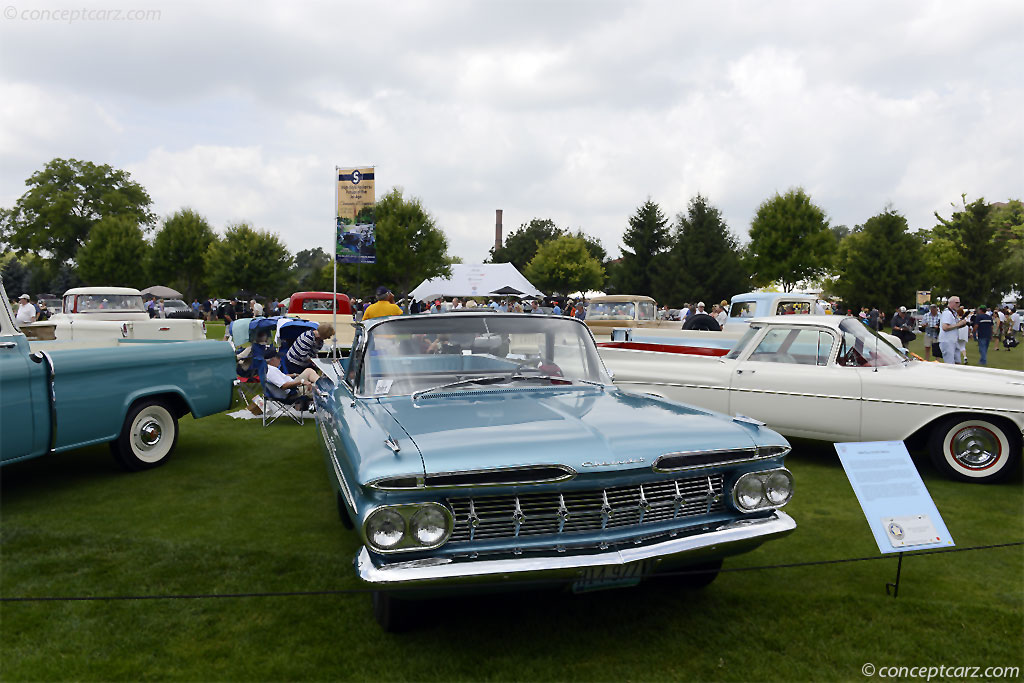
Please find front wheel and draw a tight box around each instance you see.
[677,558,723,589]
[928,416,1019,483]
[372,591,417,632]
[110,400,179,471]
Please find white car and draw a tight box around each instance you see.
[599,315,1023,483]
[19,287,206,347]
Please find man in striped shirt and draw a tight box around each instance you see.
[285,323,335,372]
[920,304,941,361]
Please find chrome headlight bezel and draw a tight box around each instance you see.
[362,503,454,553]
[731,468,794,513]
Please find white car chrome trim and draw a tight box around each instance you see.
[617,381,1022,416]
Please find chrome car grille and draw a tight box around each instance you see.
[447,474,725,543]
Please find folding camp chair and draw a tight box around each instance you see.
[254,347,307,426]
[278,319,319,373]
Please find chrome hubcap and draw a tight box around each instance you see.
[951,427,999,469]
[139,420,162,447]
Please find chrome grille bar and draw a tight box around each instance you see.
[448,474,725,543]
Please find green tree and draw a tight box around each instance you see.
[831,208,923,312]
[75,215,151,288]
[0,158,155,267]
[616,199,670,296]
[204,223,292,296]
[354,188,451,298]
[658,195,750,306]
[148,209,216,300]
[931,196,1011,305]
[989,199,1023,298]
[292,247,333,291]
[748,188,835,291]
[524,235,604,296]
[487,218,561,271]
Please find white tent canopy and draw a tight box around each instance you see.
[408,263,544,300]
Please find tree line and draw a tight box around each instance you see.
[489,191,1021,313]
[0,158,453,302]
[2,157,1020,313]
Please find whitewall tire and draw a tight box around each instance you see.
[928,416,1019,483]
[111,400,179,471]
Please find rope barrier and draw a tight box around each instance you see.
[2,541,1019,603]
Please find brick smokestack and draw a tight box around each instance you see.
[495,209,503,252]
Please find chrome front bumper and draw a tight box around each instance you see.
[356,511,795,588]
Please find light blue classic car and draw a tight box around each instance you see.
[312,312,797,630]
[1,278,236,471]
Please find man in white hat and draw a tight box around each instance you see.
[15,293,37,325]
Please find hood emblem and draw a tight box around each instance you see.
[581,457,645,468]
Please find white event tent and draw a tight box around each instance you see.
[408,263,544,300]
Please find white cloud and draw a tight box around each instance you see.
[1,0,1021,265]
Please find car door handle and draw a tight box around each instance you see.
[0,341,16,349]
[736,369,754,375]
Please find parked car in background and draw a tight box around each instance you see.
[19,287,206,345]
[286,291,355,348]
[600,315,1023,483]
[312,312,796,630]
[0,277,236,471]
[583,295,663,339]
[161,299,196,318]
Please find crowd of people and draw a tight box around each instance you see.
[850,298,1020,366]
[350,287,589,321]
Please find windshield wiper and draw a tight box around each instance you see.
[506,374,606,387]
[412,376,505,399]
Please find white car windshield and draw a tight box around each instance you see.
[353,315,610,397]
[836,319,906,367]
[75,294,145,312]
[585,302,635,320]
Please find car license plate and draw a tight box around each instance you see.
[572,560,652,594]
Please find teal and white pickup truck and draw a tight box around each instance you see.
[1,278,236,471]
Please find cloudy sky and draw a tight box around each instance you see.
[2,0,1021,264]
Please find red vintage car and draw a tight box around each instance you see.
[285,292,354,347]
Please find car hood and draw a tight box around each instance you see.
[886,360,1024,404]
[377,387,769,476]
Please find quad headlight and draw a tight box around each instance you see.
[732,469,794,512]
[363,503,453,553]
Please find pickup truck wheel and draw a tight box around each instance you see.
[372,591,416,632]
[682,313,721,331]
[928,416,1018,483]
[678,558,723,589]
[110,400,179,471]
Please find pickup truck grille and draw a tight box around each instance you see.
[447,474,725,543]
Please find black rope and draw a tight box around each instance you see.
[1,540,1020,603]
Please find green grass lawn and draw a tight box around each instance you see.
[1,324,1021,681]
[902,329,1024,371]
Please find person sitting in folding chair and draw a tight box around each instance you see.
[264,348,319,412]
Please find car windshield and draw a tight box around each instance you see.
[729,301,756,318]
[301,297,342,311]
[75,294,145,312]
[836,319,906,367]
[725,325,761,359]
[353,315,610,397]
[585,302,635,320]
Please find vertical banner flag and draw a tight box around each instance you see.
[336,167,376,264]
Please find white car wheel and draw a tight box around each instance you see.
[111,400,179,471]
[929,417,1018,483]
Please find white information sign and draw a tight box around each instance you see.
[835,441,955,554]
